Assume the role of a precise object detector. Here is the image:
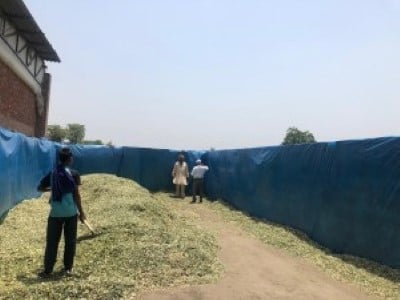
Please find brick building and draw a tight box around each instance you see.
[0,0,59,137]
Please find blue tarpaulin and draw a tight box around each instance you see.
[203,138,400,266]
[1,126,400,267]
[0,128,56,219]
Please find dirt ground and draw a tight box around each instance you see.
[137,199,374,300]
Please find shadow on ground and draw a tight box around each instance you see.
[17,269,69,285]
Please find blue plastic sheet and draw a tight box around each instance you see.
[68,145,123,176]
[0,128,56,218]
[1,126,400,267]
[203,138,400,267]
[118,148,206,191]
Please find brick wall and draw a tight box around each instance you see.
[0,58,38,137]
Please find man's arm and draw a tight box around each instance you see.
[172,164,177,177]
[74,187,86,223]
[70,170,85,222]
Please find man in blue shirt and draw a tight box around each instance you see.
[37,148,86,278]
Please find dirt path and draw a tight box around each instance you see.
[138,200,374,300]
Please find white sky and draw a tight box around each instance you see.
[25,0,400,150]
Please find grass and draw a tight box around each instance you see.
[201,199,400,300]
[0,175,221,300]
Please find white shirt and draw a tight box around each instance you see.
[191,165,209,179]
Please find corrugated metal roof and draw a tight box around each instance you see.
[0,0,60,62]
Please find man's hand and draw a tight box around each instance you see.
[79,212,86,223]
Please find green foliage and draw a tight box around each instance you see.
[66,124,86,144]
[47,124,106,145]
[282,127,316,145]
[46,125,66,142]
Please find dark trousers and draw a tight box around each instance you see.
[44,215,77,273]
[192,178,204,201]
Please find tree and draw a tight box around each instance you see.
[83,139,103,145]
[46,125,66,142]
[66,124,85,144]
[282,127,316,145]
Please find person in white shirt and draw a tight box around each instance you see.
[172,154,189,198]
[191,159,209,203]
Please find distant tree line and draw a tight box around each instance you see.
[48,124,314,147]
[46,124,112,146]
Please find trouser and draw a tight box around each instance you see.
[192,178,204,201]
[175,184,186,197]
[44,215,78,273]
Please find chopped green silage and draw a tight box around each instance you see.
[204,200,400,300]
[3,173,399,299]
[0,175,221,299]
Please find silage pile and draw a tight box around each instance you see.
[0,175,221,299]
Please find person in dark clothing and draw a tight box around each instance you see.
[37,148,86,278]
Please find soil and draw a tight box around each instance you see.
[137,200,374,300]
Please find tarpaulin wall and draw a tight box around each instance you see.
[0,128,56,221]
[1,126,400,267]
[203,138,400,267]
[68,145,205,192]
[0,127,206,221]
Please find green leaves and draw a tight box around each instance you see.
[66,124,85,144]
[47,125,67,143]
[282,126,316,145]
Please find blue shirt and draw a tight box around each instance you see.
[49,168,78,218]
